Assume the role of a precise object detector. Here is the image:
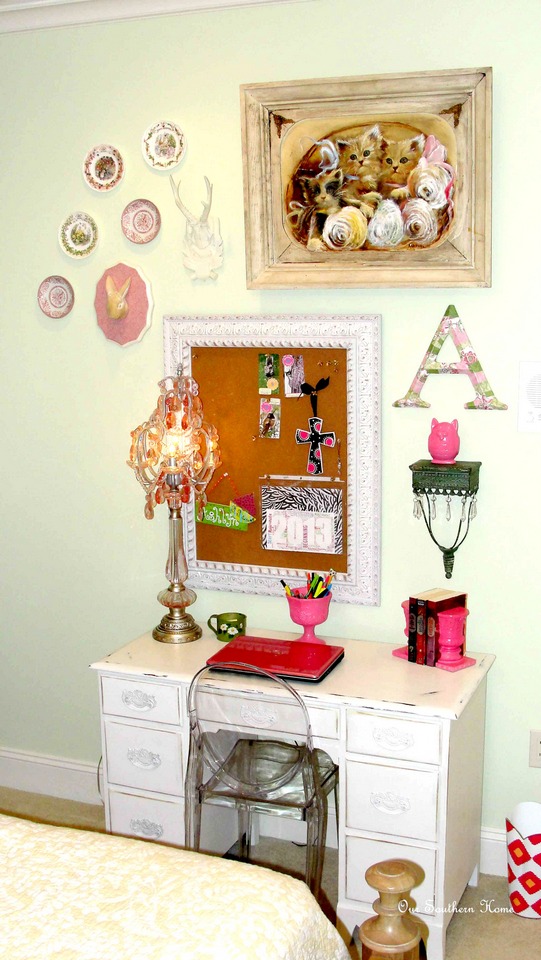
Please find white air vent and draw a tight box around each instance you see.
[518,361,541,433]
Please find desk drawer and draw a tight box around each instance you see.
[104,719,183,795]
[346,836,436,916]
[196,688,339,740]
[346,759,438,841]
[109,790,184,845]
[101,676,180,725]
[347,711,441,765]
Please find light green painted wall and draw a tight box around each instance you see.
[1,0,540,830]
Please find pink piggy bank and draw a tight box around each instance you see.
[428,418,460,464]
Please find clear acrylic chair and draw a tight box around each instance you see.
[184,662,339,898]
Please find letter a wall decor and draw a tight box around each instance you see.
[393,304,507,410]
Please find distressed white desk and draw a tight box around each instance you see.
[91,628,494,960]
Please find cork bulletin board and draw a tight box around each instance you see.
[163,315,381,605]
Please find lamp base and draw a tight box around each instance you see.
[152,610,202,644]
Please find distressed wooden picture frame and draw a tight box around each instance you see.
[163,314,381,605]
[240,67,492,288]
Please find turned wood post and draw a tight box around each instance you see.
[353,859,422,959]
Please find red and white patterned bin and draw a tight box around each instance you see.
[506,802,541,918]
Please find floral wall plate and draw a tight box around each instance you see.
[121,199,161,244]
[142,120,185,170]
[37,276,74,318]
[83,144,124,191]
[59,212,98,258]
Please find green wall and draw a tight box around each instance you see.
[1,0,540,831]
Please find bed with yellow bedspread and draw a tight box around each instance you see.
[0,813,349,960]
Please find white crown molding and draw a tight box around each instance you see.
[0,0,309,34]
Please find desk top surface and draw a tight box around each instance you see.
[91,626,494,720]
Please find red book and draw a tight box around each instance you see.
[415,597,427,665]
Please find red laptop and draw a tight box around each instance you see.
[206,635,344,683]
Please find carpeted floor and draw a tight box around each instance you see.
[1,786,539,959]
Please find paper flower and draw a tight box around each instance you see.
[322,206,368,249]
[408,160,454,209]
[423,134,448,165]
[367,200,404,247]
[402,199,439,246]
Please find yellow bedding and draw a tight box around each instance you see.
[0,813,349,960]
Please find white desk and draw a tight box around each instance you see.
[91,628,494,960]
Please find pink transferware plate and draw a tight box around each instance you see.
[37,276,74,318]
[142,120,185,170]
[121,199,161,244]
[83,144,124,191]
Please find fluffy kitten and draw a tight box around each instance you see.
[296,168,344,249]
[379,134,426,200]
[335,124,385,217]
[335,125,385,191]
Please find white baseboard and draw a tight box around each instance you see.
[0,748,508,877]
[0,748,101,806]
[479,827,507,878]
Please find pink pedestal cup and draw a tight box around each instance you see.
[286,594,330,643]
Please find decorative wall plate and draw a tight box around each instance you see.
[142,120,185,169]
[59,212,98,258]
[83,144,124,191]
[121,198,161,244]
[37,275,74,318]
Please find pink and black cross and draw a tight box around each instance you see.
[296,416,336,476]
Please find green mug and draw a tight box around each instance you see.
[207,611,247,642]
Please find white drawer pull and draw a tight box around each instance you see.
[121,689,158,712]
[127,747,161,769]
[370,791,411,815]
[372,726,414,751]
[130,818,164,840]
[240,704,277,727]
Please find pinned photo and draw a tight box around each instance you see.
[259,397,281,439]
[282,354,305,397]
[258,353,280,395]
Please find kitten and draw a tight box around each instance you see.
[295,168,344,249]
[335,124,385,192]
[379,134,426,200]
[335,125,384,217]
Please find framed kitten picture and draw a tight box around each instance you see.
[240,67,492,288]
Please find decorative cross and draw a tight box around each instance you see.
[296,416,336,475]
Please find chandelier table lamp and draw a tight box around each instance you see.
[128,374,221,643]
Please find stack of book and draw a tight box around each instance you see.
[404,588,467,666]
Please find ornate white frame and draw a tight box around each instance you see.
[163,314,381,604]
